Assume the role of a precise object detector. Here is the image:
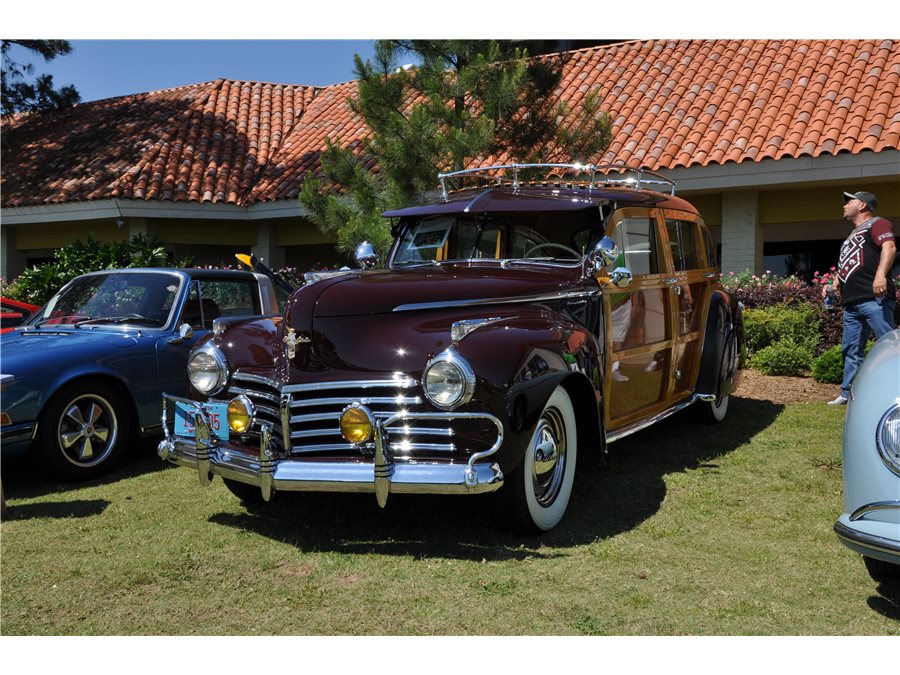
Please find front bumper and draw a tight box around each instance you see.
[158,394,505,505]
[834,503,900,566]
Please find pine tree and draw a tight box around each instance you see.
[1,40,80,116]
[299,40,613,261]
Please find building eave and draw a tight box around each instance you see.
[668,151,900,194]
[1,197,314,225]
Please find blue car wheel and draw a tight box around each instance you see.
[35,381,131,480]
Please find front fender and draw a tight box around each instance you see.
[2,356,144,437]
[453,313,603,471]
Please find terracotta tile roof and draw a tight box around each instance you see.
[1,79,317,207]
[3,39,899,209]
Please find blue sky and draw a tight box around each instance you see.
[6,40,378,103]
[3,3,875,105]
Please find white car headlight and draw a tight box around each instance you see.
[877,403,900,474]
[188,345,228,395]
[423,348,475,410]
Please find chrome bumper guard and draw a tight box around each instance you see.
[158,394,504,506]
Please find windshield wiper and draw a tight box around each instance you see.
[74,314,164,328]
[392,260,439,267]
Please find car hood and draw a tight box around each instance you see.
[309,264,585,318]
[1,328,145,371]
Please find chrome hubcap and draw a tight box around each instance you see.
[58,395,116,466]
[531,407,567,507]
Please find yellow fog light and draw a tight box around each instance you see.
[340,404,374,444]
[228,395,255,434]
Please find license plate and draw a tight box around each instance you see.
[174,401,229,441]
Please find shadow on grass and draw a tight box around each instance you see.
[868,580,900,621]
[208,396,784,561]
[1,436,171,501]
[3,499,110,521]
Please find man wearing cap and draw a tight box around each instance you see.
[825,190,897,405]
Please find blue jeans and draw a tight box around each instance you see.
[840,297,897,397]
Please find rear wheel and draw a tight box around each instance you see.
[701,330,738,424]
[702,394,729,423]
[502,386,577,534]
[35,381,131,480]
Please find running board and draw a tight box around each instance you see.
[606,395,701,444]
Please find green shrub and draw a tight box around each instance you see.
[4,233,192,306]
[749,338,815,376]
[810,341,875,383]
[811,345,843,384]
[742,303,822,355]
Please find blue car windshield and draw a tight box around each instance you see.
[32,272,180,328]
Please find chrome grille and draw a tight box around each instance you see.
[230,372,459,458]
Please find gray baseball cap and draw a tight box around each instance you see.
[843,191,878,212]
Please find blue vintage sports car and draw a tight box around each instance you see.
[834,327,900,582]
[0,268,280,479]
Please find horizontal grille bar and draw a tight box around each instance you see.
[291,395,422,409]
[283,377,417,393]
[230,386,280,404]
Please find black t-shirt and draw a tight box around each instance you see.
[837,216,896,306]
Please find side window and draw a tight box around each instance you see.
[198,279,260,319]
[665,219,702,271]
[179,279,260,330]
[610,216,661,276]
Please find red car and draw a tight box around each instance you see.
[1,298,39,334]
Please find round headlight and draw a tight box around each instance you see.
[340,404,374,444]
[228,395,255,434]
[877,404,900,474]
[423,349,475,410]
[188,346,228,395]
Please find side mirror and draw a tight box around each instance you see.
[587,237,620,273]
[354,241,379,270]
[609,267,633,289]
[167,323,194,345]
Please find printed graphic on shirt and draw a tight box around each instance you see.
[838,230,866,283]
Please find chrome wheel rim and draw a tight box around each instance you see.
[530,407,567,507]
[56,394,118,468]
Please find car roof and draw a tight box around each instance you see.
[382,184,698,218]
[76,268,258,279]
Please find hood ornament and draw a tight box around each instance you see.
[283,327,310,359]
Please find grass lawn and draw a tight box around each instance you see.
[1,394,898,635]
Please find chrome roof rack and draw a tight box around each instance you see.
[437,163,677,200]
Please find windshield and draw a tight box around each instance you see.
[32,272,181,328]
[392,211,596,265]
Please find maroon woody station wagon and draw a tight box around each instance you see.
[158,164,742,533]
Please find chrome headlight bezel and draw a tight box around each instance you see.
[422,348,476,411]
[188,344,229,396]
[876,402,900,475]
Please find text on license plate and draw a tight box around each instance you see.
[174,401,229,441]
